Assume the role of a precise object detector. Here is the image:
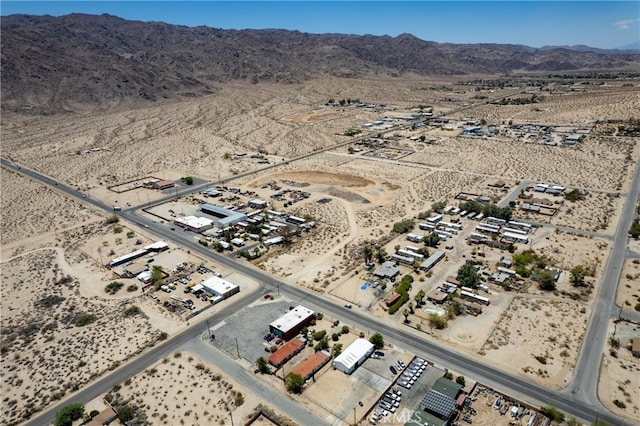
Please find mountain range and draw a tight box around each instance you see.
[2,13,639,115]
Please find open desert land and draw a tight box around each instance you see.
[2,76,639,425]
[82,351,292,426]
[0,171,234,424]
[598,321,640,422]
[465,83,640,127]
[617,259,640,312]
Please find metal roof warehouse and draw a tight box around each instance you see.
[200,203,248,228]
[333,338,374,374]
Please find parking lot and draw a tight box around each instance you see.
[210,295,294,362]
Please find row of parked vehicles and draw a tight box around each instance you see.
[370,388,402,424]
[397,357,426,389]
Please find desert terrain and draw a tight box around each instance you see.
[2,76,639,424]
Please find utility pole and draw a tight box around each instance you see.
[206,319,212,340]
[235,337,240,359]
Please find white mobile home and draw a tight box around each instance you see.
[502,232,529,244]
[460,290,490,305]
[476,223,500,234]
[397,249,424,260]
[427,214,443,224]
[406,233,424,243]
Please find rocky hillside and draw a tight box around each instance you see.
[2,13,639,114]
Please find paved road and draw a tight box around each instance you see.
[3,155,635,426]
[566,153,640,405]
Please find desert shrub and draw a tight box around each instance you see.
[123,306,142,317]
[392,219,415,234]
[37,295,66,309]
[285,373,304,393]
[541,406,565,422]
[75,313,97,327]
[126,284,138,292]
[313,330,327,341]
[613,399,626,409]
[105,215,119,224]
[428,313,447,329]
[105,281,124,294]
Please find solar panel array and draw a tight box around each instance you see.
[420,390,455,418]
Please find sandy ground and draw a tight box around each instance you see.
[598,321,640,422]
[83,351,276,426]
[617,259,640,311]
[0,167,98,245]
[2,77,639,423]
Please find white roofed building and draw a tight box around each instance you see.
[174,216,214,232]
[200,276,240,299]
[269,305,315,340]
[333,338,374,374]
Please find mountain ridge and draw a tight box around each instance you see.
[2,13,639,115]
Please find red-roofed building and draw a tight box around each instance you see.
[267,339,305,368]
[152,179,175,190]
[291,350,331,381]
[385,293,401,307]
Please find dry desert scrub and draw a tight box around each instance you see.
[405,134,635,191]
[0,249,160,425]
[101,352,257,426]
[480,297,588,389]
[598,322,640,422]
[0,167,98,245]
[617,259,640,311]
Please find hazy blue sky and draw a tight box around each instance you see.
[2,1,639,49]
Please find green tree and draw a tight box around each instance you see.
[447,301,463,318]
[425,232,441,247]
[630,220,640,239]
[285,373,304,393]
[537,270,557,291]
[150,265,164,285]
[369,332,385,349]
[393,219,415,234]
[570,265,587,287]
[428,313,447,330]
[541,405,565,423]
[455,375,466,386]
[375,247,387,264]
[255,356,271,374]
[314,337,329,351]
[117,406,134,422]
[402,308,410,323]
[431,201,447,212]
[331,343,343,358]
[456,264,481,289]
[183,176,193,185]
[414,289,425,306]
[362,245,373,264]
[54,403,84,426]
